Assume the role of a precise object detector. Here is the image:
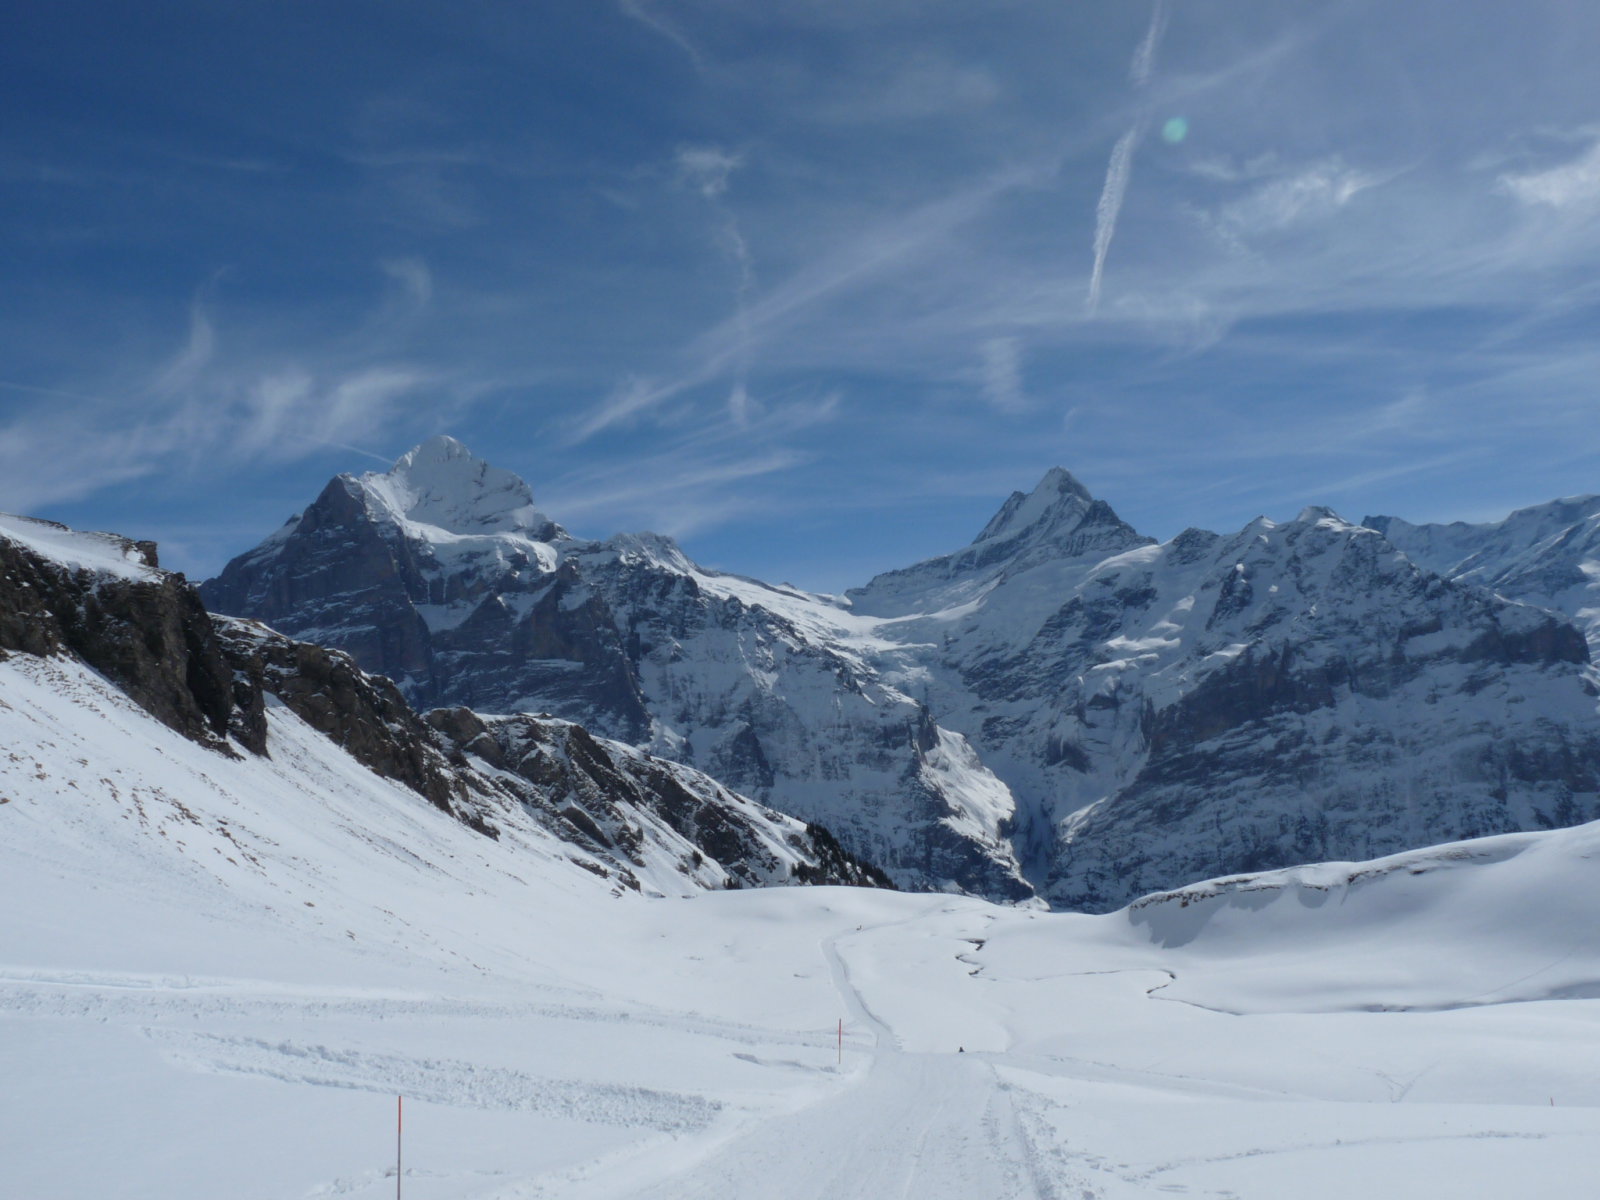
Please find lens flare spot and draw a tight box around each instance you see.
[1161,116,1189,144]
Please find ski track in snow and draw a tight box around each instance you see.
[159,1032,721,1133]
[525,915,1125,1199]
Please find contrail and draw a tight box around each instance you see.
[1086,125,1141,316]
[1130,0,1169,85]
[1087,0,1169,315]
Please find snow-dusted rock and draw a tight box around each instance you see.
[1368,496,1600,651]
[853,482,1600,911]
[201,441,1031,899]
[1,511,888,897]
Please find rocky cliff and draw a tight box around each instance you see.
[0,511,888,896]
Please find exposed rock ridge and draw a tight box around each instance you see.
[1,513,890,894]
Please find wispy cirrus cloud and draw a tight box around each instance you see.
[1499,138,1600,210]
[676,145,757,425]
[0,262,455,513]
[980,336,1026,413]
[619,0,706,72]
[1201,157,1384,249]
[546,386,841,539]
[569,161,1043,443]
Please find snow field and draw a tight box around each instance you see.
[6,654,1600,1197]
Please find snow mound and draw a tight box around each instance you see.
[1121,819,1600,1014]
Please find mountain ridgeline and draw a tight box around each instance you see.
[0,512,889,897]
[202,439,1600,911]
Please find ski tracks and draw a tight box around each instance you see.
[155,1031,721,1133]
[534,916,1100,1199]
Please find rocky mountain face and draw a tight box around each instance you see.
[0,512,887,896]
[846,466,1154,618]
[203,436,1032,900]
[202,441,1600,912]
[1367,497,1600,651]
[857,501,1600,910]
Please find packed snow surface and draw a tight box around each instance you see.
[0,512,158,581]
[5,650,1599,1197]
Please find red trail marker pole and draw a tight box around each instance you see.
[396,1094,403,1200]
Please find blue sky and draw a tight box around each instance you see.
[4,0,1600,591]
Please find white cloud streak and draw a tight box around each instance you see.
[1208,158,1382,244]
[677,145,758,425]
[1086,0,1168,315]
[152,304,215,396]
[0,264,449,514]
[1499,139,1600,210]
[380,257,434,308]
[233,365,432,461]
[547,389,843,539]
[1129,0,1169,86]
[1087,125,1142,316]
[619,0,705,72]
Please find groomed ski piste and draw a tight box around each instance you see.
[5,650,1600,1198]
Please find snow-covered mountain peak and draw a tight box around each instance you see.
[1293,504,1350,528]
[1366,493,1600,652]
[974,467,1096,545]
[598,530,697,574]
[849,469,1153,618]
[358,436,561,539]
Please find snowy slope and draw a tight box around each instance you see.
[6,651,1600,1197]
[203,438,1032,899]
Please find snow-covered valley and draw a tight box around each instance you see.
[6,650,1600,1198]
[9,479,1600,1197]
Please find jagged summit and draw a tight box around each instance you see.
[848,467,1152,618]
[974,467,1096,545]
[357,436,561,539]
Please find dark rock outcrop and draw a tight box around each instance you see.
[0,523,237,751]
[425,708,893,891]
